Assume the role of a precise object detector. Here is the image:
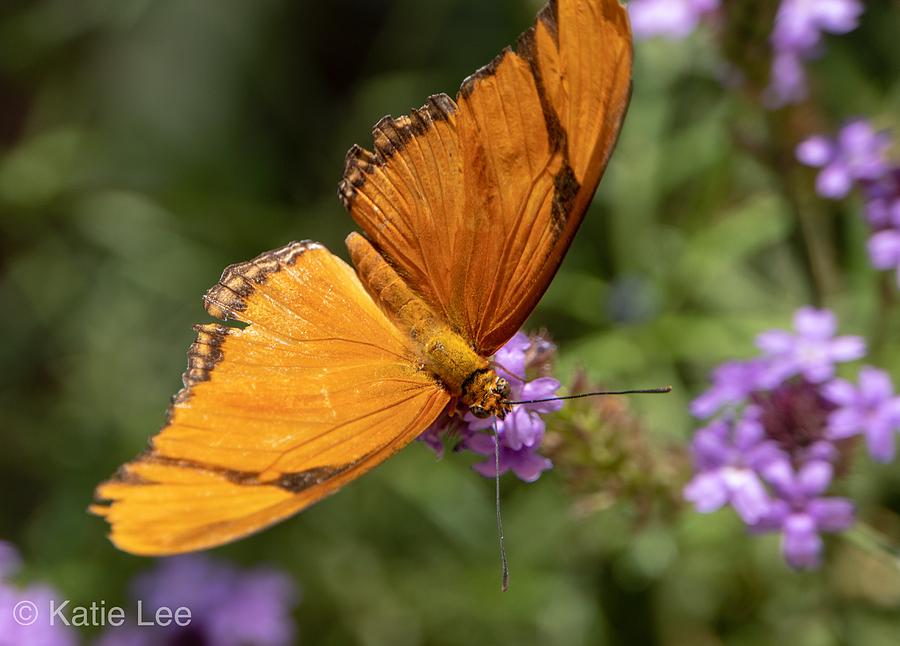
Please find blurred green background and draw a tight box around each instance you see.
[2,0,900,644]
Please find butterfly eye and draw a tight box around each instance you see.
[494,377,511,400]
[470,405,491,419]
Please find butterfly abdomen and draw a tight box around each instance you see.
[346,232,488,395]
[346,232,439,337]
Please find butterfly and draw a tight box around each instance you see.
[91,0,633,555]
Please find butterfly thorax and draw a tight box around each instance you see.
[348,232,510,419]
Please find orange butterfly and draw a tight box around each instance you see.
[91,0,633,555]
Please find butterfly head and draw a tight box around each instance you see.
[462,371,512,420]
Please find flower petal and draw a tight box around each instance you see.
[865,421,897,463]
[802,440,839,464]
[796,136,834,167]
[808,497,855,532]
[494,332,529,383]
[794,307,836,338]
[858,366,894,404]
[684,471,729,513]
[868,230,900,270]
[802,358,838,384]
[816,162,854,199]
[750,499,790,533]
[417,424,445,458]
[821,378,857,406]
[782,513,823,569]
[630,0,705,40]
[0,541,22,578]
[812,0,862,35]
[503,408,544,450]
[826,335,866,362]
[691,422,731,468]
[690,390,725,418]
[765,51,808,107]
[756,330,795,354]
[727,470,772,525]
[520,378,563,413]
[473,457,508,479]
[734,417,765,451]
[797,460,833,497]
[508,450,553,482]
[746,441,791,472]
[887,397,900,425]
[826,408,863,439]
[464,432,497,457]
[838,120,875,151]
[759,457,796,496]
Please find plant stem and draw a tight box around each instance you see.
[843,523,900,574]
[870,272,898,358]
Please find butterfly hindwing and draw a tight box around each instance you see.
[92,242,450,555]
[339,0,632,355]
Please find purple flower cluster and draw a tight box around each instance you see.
[765,0,863,107]
[626,0,863,109]
[97,555,299,646]
[628,0,719,40]
[419,332,561,482]
[686,307,900,568]
[797,121,891,199]
[0,542,75,646]
[797,121,900,286]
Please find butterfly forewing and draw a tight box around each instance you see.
[339,0,632,355]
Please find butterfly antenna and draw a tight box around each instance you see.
[492,421,510,592]
[506,385,672,406]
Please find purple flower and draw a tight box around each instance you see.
[755,307,865,386]
[765,0,863,107]
[859,167,900,285]
[628,0,719,40]
[796,121,892,198]
[754,460,854,569]
[465,432,553,483]
[798,126,900,285]
[686,307,878,570]
[464,334,561,481]
[417,419,450,459]
[868,230,900,287]
[823,366,900,462]
[98,555,299,646]
[863,167,900,228]
[772,0,863,52]
[690,359,765,418]
[764,51,808,108]
[0,543,21,579]
[418,332,560,483]
[683,413,785,523]
[0,542,75,646]
[493,331,531,382]
[466,377,561,444]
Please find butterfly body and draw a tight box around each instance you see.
[348,231,511,419]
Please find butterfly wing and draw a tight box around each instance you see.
[339,0,632,355]
[92,241,450,555]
